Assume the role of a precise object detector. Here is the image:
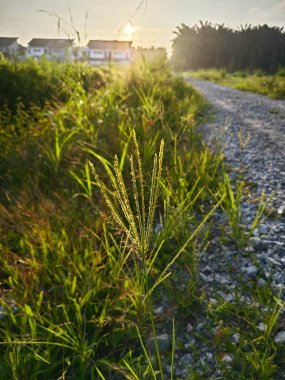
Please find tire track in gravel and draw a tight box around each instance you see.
[156,79,285,379]
[168,78,285,378]
[186,78,285,210]
[188,79,285,155]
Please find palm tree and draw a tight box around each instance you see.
[171,22,285,73]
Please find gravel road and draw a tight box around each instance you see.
[189,79,285,155]
[186,78,285,303]
[166,79,285,378]
[187,79,285,209]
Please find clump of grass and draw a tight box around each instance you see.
[0,59,220,378]
[208,285,285,379]
[217,170,268,248]
[89,130,164,263]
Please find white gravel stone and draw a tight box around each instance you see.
[257,322,267,332]
[274,331,285,344]
[232,333,240,344]
[147,333,170,354]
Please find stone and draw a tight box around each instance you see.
[225,252,234,261]
[245,265,258,278]
[249,236,262,248]
[154,223,163,234]
[232,333,240,344]
[215,274,230,284]
[259,225,269,235]
[200,273,212,283]
[265,271,271,279]
[181,353,192,365]
[197,322,204,331]
[175,368,181,376]
[209,298,218,306]
[257,323,267,332]
[153,306,164,315]
[253,229,259,237]
[280,257,285,265]
[147,333,170,354]
[267,257,282,267]
[205,352,213,361]
[272,284,285,299]
[203,266,212,275]
[186,323,193,333]
[257,278,266,286]
[166,365,172,374]
[273,273,284,283]
[245,246,254,253]
[274,331,285,344]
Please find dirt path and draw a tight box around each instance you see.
[168,78,285,379]
[187,78,285,153]
[187,78,285,209]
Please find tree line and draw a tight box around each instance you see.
[171,22,285,73]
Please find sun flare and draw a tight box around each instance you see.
[124,22,134,38]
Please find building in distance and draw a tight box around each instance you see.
[85,40,132,65]
[26,38,75,61]
[0,37,25,57]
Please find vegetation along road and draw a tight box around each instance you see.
[1,57,285,378]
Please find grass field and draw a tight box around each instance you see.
[186,69,285,100]
[0,56,284,379]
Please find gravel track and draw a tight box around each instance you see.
[187,78,285,216]
[166,79,285,378]
[187,79,285,203]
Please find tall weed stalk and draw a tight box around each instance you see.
[89,130,164,264]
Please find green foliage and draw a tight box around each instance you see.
[0,58,282,379]
[172,22,285,73]
[0,59,221,378]
[0,58,107,111]
[208,286,285,379]
[89,131,164,263]
[217,170,268,248]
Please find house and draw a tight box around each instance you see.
[0,37,23,57]
[86,40,132,65]
[27,38,75,61]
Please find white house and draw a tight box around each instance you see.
[0,37,23,57]
[86,40,132,65]
[27,38,75,61]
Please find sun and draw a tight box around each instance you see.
[124,23,134,38]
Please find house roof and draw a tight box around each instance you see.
[28,38,74,48]
[87,40,132,50]
[0,37,18,47]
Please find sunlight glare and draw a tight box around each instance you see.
[124,23,134,38]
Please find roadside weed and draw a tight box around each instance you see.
[218,170,268,248]
[89,130,164,264]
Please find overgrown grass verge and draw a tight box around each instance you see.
[0,57,223,379]
[0,57,284,379]
[185,68,285,99]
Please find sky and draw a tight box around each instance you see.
[0,0,285,51]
